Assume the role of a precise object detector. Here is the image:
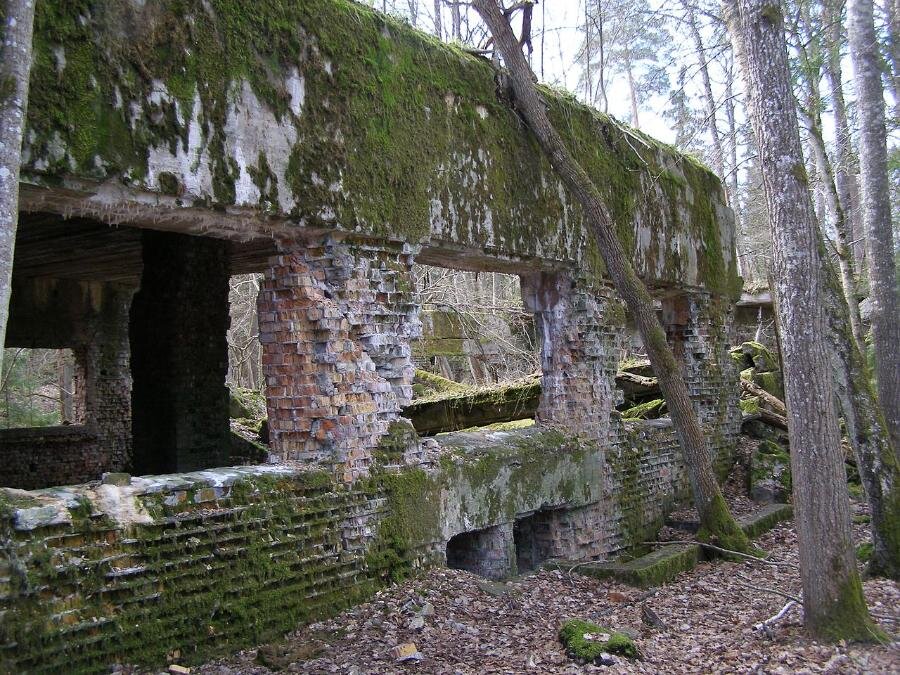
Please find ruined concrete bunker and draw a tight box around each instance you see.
[0,1,742,671]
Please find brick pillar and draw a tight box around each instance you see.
[661,291,741,474]
[520,272,625,441]
[80,284,134,472]
[130,231,231,474]
[257,237,420,480]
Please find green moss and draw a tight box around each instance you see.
[696,491,752,554]
[752,370,784,400]
[812,573,887,642]
[751,439,792,494]
[460,418,534,432]
[856,542,874,562]
[372,419,419,466]
[559,619,638,661]
[740,396,761,415]
[363,467,442,583]
[621,398,666,420]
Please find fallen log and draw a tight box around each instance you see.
[615,371,660,397]
[741,379,787,416]
[403,378,541,435]
[742,409,789,431]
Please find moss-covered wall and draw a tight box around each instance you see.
[20,0,739,295]
[0,419,735,673]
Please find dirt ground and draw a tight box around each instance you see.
[188,507,898,674]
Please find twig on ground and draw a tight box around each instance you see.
[735,580,802,604]
[754,600,798,631]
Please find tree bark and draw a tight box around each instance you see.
[848,0,900,456]
[472,0,750,553]
[724,56,751,281]
[0,0,36,377]
[724,0,880,641]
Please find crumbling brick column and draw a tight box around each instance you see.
[661,291,741,475]
[661,292,740,424]
[520,272,625,440]
[130,231,231,474]
[79,284,134,471]
[257,237,420,480]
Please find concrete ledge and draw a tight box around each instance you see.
[550,544,700,588]
[737,502,793,538]
[555,503,793,588]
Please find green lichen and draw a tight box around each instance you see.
[412,369,470,398]
[558,619,638,661]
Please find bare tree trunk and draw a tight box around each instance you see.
[824,0,865,272]
[433,0,442,39]
[584,3,592,103]
[0,0,36,377]
[882,0,900,121]
[681,0,725,179]
[725,0,880,641]
[724,56,750,280]
[625,54,640,129]
[540,0,545,81]
[849,0,900,455]
[802,107,865,354]
[472,0,751,553]
[451,0,461,40]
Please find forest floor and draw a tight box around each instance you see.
[187,448,899,674]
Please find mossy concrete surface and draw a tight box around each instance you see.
[21,0,739,296]
[404,377,540,434]
[750,440,792,504]
[736,502,793,539]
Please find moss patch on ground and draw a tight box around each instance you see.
[559,619,639,662]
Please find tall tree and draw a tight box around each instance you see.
[724,0,880,640]
[0,0,37,376]
[679,0,726,179]
[472,0,752,553]
[578,0,670,126]
[790,2,866,353]
[848,0,900,455]
[823,0,865,270]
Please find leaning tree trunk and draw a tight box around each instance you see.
[725,0,879,641]
[803,106,865,354]
[0,0,36,377]
[821,252,900,580]
[472,0,751,553]
[848,0,900,457]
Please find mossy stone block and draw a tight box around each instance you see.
[559,619,639,662]
[750,440,791,503]
[554,543,700,588]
